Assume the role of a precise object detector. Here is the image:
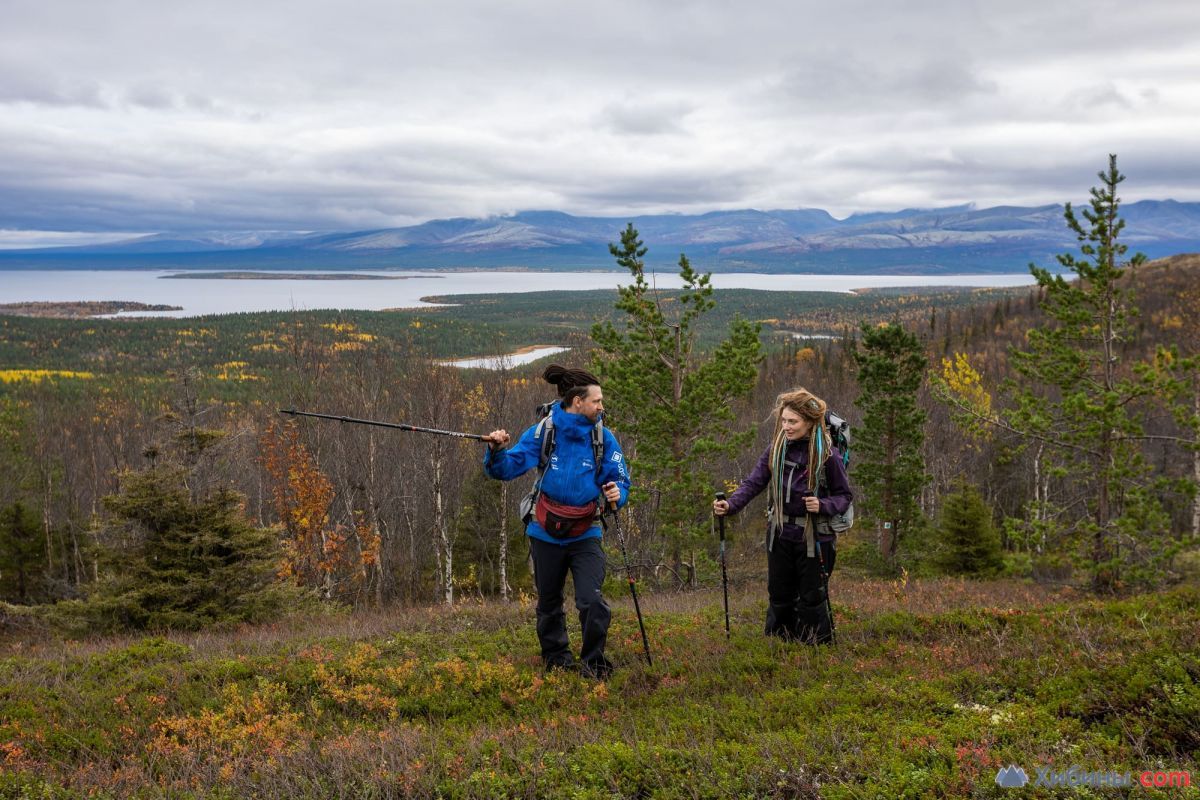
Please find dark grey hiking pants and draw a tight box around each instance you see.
[765,537,836,643]
[530,536,611,670]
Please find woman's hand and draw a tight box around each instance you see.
[713,499,730,516]
[804,495,820,513]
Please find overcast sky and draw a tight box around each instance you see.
[2,0,1199,240]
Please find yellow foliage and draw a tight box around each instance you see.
[148,681,305,763]
[462,383,490,423]
[939,353,994,441]
[0,369,94,384]
[214,361,258,381]
[174,328,216,339]
[1154,312,1184,331]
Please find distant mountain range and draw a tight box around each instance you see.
[5,201,1200,274]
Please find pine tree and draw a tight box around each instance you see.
[853,321,929,564]
[591,224,762,584]
[936,481,1003,576]
[1004,155,1198,591]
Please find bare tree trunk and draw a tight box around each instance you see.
[71,525,84,588]
[319,527,333,600]
[403,499,419,602]
[1035,442,1050,553]
[364,428,385,606]
[498,482,511,601]
[434,448,453,605]
[42,469,54,574]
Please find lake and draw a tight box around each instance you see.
[440,346,572,369]
[0,269,1039,318]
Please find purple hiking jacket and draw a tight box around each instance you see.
[724,438,852,544]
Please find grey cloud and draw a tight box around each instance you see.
[1064,83,1137,112]
[768,52,998,114]
[1,0,1199,233]
[125,85,180,110]
[597,99,694,137]
[0,62,106,108]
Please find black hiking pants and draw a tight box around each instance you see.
[530,536,612,674]
[765,537,836,644]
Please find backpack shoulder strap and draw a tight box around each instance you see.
[591,420,605,479]
[592,420,609,519]
[535,415,555,473]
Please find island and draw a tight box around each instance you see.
[160,272,443,280]
[0,301,184,318]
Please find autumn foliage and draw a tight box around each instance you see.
[261,421,379,601]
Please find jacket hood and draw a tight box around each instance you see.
[551,401,599,440]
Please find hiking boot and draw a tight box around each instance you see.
[579,657,613,680]
[543,656,577,674]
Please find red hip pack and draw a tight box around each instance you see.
[535,494,598,539]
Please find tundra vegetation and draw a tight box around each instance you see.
[1,159,1198,797]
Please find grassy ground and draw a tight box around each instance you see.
[1,577,1197,799]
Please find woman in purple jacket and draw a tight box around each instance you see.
[713,388,851,643]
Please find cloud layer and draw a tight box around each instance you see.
[3,0,1199,235]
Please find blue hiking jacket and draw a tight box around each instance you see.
[483,402,630,545]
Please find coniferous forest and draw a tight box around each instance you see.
[2,173,1198,797]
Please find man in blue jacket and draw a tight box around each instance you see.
[484,365,630,678]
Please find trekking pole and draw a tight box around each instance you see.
[606,498,652,666]
[278,408,488,441]
[715,491,730,639]
[809,512,837,645]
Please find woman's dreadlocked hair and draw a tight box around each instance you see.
[766,388,830,533]
[543,364,601,406]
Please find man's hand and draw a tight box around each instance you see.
[603,481,621,506]
[484,429,511,448]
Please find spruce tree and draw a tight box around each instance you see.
[853,322,929,564]
[87,465,292,630]
[591,224,762,584]
[936,481,1003,576]
[59,377,299,632]
[0,501,45,603]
